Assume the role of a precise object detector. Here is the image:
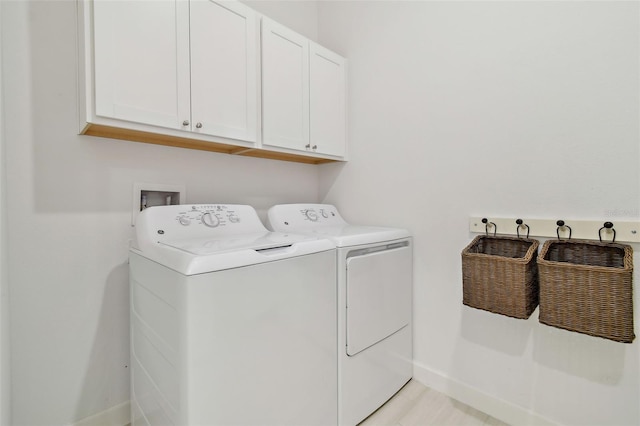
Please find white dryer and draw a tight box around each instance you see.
[266,204,413,426]
[129,204,337,426]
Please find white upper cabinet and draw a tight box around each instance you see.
[190,0,258,142]
[310,43,347,158]
[261,18,310,152]
[87,0,257,144]
[79,0,346,163]
[261,18,347,158]
[92,0,190,130]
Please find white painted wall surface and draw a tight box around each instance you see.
[0,1,11,424]
[318,2,639,425]
[2,1,319,424]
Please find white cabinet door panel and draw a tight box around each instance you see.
[190,0,258,142]
[310,43,346,157]
[261,18,309,151]
[93,0,190,130]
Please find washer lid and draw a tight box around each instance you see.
[159,232,312,256]
[131,204,334,275]
[132,231,333,275]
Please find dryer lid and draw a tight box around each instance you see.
[266,204,410,247]
[303,225,410,247]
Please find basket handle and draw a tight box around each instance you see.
[556,220,572,240]
[598,221,616,242]
[482,218,496,237]
[516,219,529,239]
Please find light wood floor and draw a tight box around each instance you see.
[358,380,510,426]
[126,380,508,426]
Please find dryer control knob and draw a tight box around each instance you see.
[228,214,240,223]
[305,210,319,221]
[201,212,220,228]
[178,215,191,226]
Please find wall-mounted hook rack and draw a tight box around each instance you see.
[556,220,572,240]
[599,221,616,242]
[469,217,640,243]
[481,218,496,236]
[515,219,530,239]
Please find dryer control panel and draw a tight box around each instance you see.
[267,204,347,229]
[136,204,267,248]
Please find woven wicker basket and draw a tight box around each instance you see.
[538,239,634,343]
[462,235,539,319]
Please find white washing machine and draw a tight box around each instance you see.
[266,204,413,426]
[129,204,337,426]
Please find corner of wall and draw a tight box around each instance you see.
[0,1,11,424]
[71,401,130,426]
[240,0,319,41]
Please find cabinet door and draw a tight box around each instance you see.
[92,0,190,130]
[310,43,347,158]
[261,18,310,151]
[190,0,258,142]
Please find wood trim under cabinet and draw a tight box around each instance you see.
[81,124,341,165]
[237,148,337,164]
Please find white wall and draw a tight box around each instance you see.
[5,1,639,424]
[243,0,318,41]
[2,1,320,424]
[0,1,11,423]
[318,1,640,425]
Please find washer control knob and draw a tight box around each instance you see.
[320,209,328,218]
[178,215,191,226]
[201,212,220,228]
[228,214,240,223]
[305,210,319,221]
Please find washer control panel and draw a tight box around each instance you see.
[267,204,347,229]
[137,204,267,246]
[175,205,245,228]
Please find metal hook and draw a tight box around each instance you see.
[482,218,496,237]
[515,219,529,239]
[598,221,616,242]
[556,220,572,240]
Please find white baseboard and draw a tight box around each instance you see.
[71,401,130,426]
[413,361,558,426]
